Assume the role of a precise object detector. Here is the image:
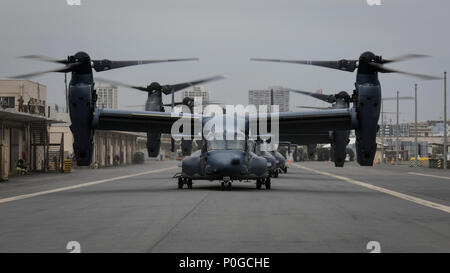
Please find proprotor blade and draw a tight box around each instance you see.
[94,77,150,92]
[285,88,336,103]
[92,58,199,72]
[250,58,358,72]
[162,102,185,107]
[296,105,331,110]
[163,100,223,107]
[369,62,442,80]
[10,63,81,79]
[382,54,430,64]
[161,75,225,95]
[19,54,69,64]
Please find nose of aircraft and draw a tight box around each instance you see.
[205,150,246,176]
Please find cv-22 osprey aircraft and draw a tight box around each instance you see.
[251,139,282,178]
[252,51,441,167]
[95,75,224,158]
[254,141,287,177]
[12,51,437,190]
[290,89,352,167]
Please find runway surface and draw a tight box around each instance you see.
[0,161,449,253]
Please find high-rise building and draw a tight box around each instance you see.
[96,84,118,109]
[409,122,432,137]
[248,86,290,112]
[182,86,210,104]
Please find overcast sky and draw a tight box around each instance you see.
[0,0,449,122]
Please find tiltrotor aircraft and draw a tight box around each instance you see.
[289,88,352,167]
[251,52,441,167]
[12,51,439,190]
[95,75,224,157]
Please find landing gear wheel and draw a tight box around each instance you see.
[256,179,262,189]
[265,177,271,190]
[273,170,279,178]
[187,179,193,189]
[178,177,184,189]
[283,167,287,174]
[221,181,232,191]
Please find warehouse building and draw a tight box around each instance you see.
[49,107,147,168]
[0,80,63,180]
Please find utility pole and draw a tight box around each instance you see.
[414,84,418,166]
[65,73,69,113]
[445,71,448,169]
[396,91,400,165]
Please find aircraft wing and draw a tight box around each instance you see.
[95,108,354,136]
[280,132,332,144]
[277,109,353,134]
[94,109,198,133]
[250,108,354,137]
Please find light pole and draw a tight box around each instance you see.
[444,71,448,169]
[415,83,418,166]
[396,91,400,165]
[381,96,414,165]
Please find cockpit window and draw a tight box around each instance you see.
[207,140,226,151]
[227,140,245,150]
[207,140,246,151]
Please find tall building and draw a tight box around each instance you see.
[96,84,118,109]
[248,86,290,112]
[409,122,432,137]
[182,86,210,104]
[378,123,410,137]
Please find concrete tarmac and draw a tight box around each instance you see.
[0,161,449,253]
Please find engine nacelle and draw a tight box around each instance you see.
[355,83,381,166]
[307,144,317,160]
[331,130,350,167]
[182,150,202,176]
[69,82,95,166]
[181,140,193,156]
[147,132,161,157]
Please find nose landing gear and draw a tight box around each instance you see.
[221,177,232,191]
[178,177,193,189]
[256,177,271,190]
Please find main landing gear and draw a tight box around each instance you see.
[220,177,232,191]
[256,177,271,190]
[178,177,193,189]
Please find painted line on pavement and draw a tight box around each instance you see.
[292,164,450,214]
[0,166,178,204]
[408,172,450,181]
